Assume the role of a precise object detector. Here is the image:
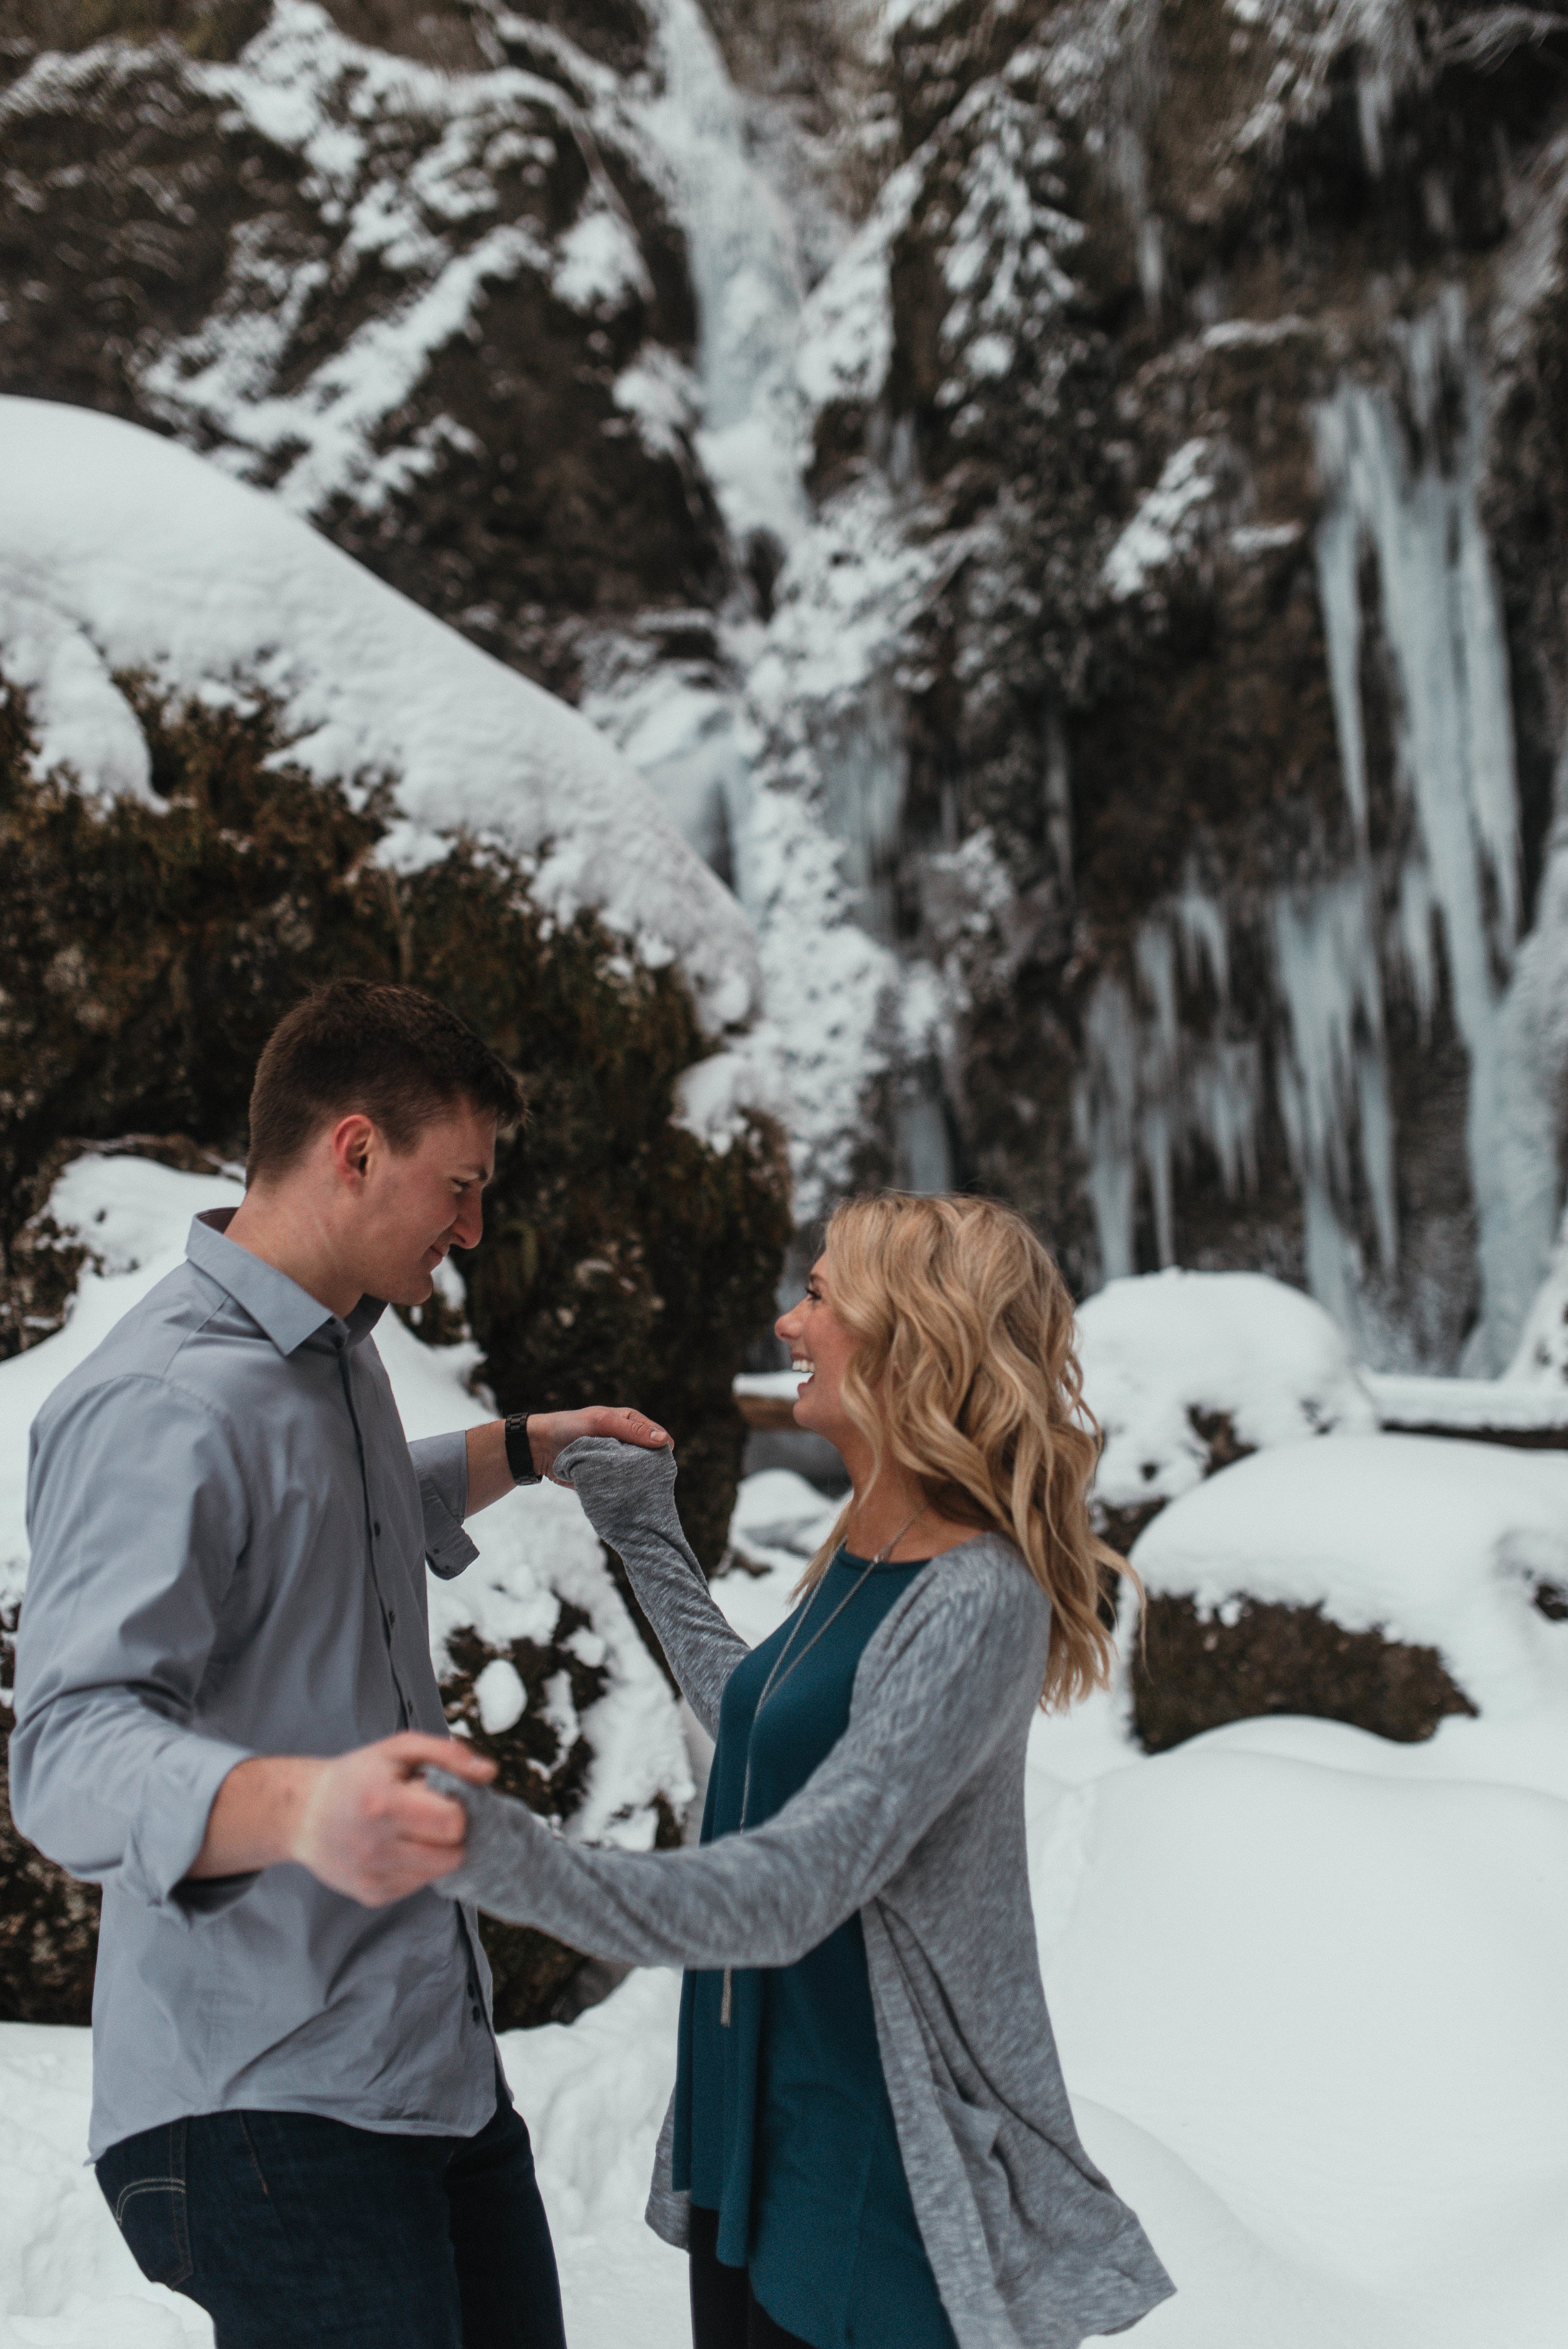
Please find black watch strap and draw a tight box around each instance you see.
[504,1412,541,1485]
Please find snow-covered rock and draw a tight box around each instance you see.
[1078,1268,1376,1542]
[0,396,760,1044]
[1131,1432,1568,1726]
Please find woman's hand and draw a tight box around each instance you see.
[530,1407,670,1483]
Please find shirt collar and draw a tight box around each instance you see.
[187,1209,388,1357]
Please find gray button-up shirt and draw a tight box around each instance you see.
[9,1208,499,2158]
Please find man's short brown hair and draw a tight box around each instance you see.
[246,980,526,1184]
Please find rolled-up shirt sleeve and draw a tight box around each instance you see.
[10,1374,257,1920]
[409,1431,477,1579]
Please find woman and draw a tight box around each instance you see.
[434,1194,1173,2349]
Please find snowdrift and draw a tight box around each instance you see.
[4,1214,1568,2343]
[0,396,761,1042]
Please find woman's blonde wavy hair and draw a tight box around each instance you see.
[796,1192,1125,1710]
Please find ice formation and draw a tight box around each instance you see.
[1307,305,1535,1366]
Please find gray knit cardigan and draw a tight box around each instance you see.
[433,1437,1173,2348]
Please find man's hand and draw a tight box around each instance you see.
[465,1407,670,1512]
[530,1406,670,1484]
[188,1733,496,1906]
[292,1733,497,1906]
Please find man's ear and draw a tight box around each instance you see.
[329,1113,377,1189]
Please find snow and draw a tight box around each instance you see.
[1103,440,1217,600]
[35,0,656,522]
[726,1466,841,1569]
[1077,1266,1376,1519]
[793,162,919,415]
[0,396,761,1044]
[0,1154,691,1851]
[7,1433,1568,2345]
[1367,1367,1568,1430]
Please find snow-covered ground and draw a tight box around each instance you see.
[5,1587,1565,2348]
[3,1202,1567,2345]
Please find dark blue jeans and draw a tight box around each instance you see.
[95,2077,566,2349]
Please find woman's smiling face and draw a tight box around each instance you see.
[775,1256,858,1446]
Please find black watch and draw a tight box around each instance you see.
[504,1412,542,1486]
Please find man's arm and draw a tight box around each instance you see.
[462,1407,669,1515]
[13,1376,260,1911]
[188,1732,495,1905]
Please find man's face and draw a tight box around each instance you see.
[349,1100,498,1308]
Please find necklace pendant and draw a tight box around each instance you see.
[720,1966,733,2027]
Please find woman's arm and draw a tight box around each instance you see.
[552,1436,751,1736]
[431,1546,1045,1970]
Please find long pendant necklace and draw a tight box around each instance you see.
[719,1503,926,2027]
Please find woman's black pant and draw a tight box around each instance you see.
[688,2204,813,2349]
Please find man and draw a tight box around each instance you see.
[9,979,669,2346]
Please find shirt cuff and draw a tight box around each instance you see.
[122,1731,257,1922]
[411,1431,479,1580]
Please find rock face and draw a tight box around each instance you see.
[0,0,725,706]
[10,1,1568,1357]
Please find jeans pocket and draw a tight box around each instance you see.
[98,2121,194,2289]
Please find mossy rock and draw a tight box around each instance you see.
[1130,1592,1478,1754]
[0,672,789,2023]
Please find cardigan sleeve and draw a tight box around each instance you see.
[431,1540,1044,1971]
[551,1436,751,1737]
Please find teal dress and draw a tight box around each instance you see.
[673,1547,958,2349]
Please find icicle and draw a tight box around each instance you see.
[1074,904,1259,1281]
[1271,874,1399,1275]
[1174,885,1231,1005]
[1191,1041,1261,1197]
[1075,975,1140,1281]
[1311,318,1523,1349]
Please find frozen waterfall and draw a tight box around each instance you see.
[1306,309,1537,1367]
